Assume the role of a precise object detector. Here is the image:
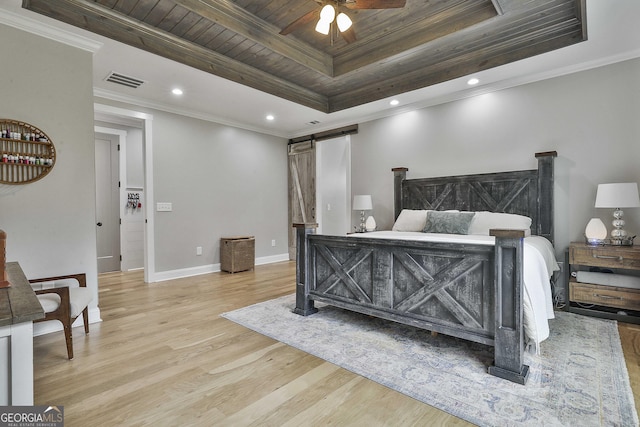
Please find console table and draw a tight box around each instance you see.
[0,262,44,405]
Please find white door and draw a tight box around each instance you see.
[95,133,121,273]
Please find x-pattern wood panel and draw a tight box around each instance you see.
[313,242,488,329]
[470,178,533,212]
[404,175,536,215]
[393,251,485,329]
[315,245,373,304]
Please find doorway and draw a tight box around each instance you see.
[94,103,155,282]
[95,131,122,273]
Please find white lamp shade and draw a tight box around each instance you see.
[595,183,640,208]
[585,218,607,240]
[319,4,336,22]
[353,195,372,211]
[315,19,331,35]
[336,12,352,32]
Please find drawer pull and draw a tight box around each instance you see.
[592,254,623,262]
[593,293,623,300]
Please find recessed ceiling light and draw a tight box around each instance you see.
[467,78,480,85]
[266,114,275,121]
[172,88,183,95]
[390,99,400,106]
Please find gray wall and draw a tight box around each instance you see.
[94,101,290,273]
[1,22,288,295]
[350,58,640,257]
[3,18,640,288]
[150,110,288,271]
[0,25,98,299]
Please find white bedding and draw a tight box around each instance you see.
[348,231,559,349]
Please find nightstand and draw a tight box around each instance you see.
[568,242,640,323]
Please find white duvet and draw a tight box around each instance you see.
[348,231,559,349]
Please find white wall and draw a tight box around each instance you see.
[317,136,351,235]
[350,58,640,257]
[120,126,145,271]
[125,127,144,188]
[0,25,99,312]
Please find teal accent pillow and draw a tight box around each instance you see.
[422,211,475,234]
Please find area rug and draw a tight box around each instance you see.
[221,294,638,427]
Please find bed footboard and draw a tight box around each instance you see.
[293,224,529,385]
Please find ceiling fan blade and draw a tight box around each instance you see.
[341,27,357,44]
[344,0,406,9]
[279,9,319,35]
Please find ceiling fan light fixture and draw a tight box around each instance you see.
[315,19,331,35]
[320,4,336,22]
[336,13,352,32]
[315,4,336,34]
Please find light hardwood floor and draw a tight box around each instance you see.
[33,261,640,426]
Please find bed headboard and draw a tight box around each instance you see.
[393,151,557,242]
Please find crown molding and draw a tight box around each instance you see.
[0,8,102,53]
[93,87,290,139]
[288,47,640,138]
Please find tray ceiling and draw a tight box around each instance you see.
[22,0,587,113]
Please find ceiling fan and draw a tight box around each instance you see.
[279,0,407,44]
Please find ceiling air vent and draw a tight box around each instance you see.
[105,71,144,89]
[307,120,321,125]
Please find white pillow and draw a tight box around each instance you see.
[392,210,429,232]
[467,211,532,235]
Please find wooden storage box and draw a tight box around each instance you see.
[220,236,255,273]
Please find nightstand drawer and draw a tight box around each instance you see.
[569,245,640,270]
[569,281,640,311]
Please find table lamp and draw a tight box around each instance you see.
[595,182,640,245]
[353,195,372,232]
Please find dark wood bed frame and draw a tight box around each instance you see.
[293,151,556,384]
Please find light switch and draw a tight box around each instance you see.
[156,202,172,212]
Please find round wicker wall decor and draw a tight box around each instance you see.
[0,119,56,185]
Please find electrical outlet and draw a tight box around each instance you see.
[271,239,276,247]
[557,261,564,273]
[196,246,202,256]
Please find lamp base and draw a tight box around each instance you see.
[610,236,635,246]
[585,238,607,246]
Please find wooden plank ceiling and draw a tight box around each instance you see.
[22,0,587,113]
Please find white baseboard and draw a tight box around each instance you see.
[255,253,290,266]
[151,253,290,283]
[33,307,102,337]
